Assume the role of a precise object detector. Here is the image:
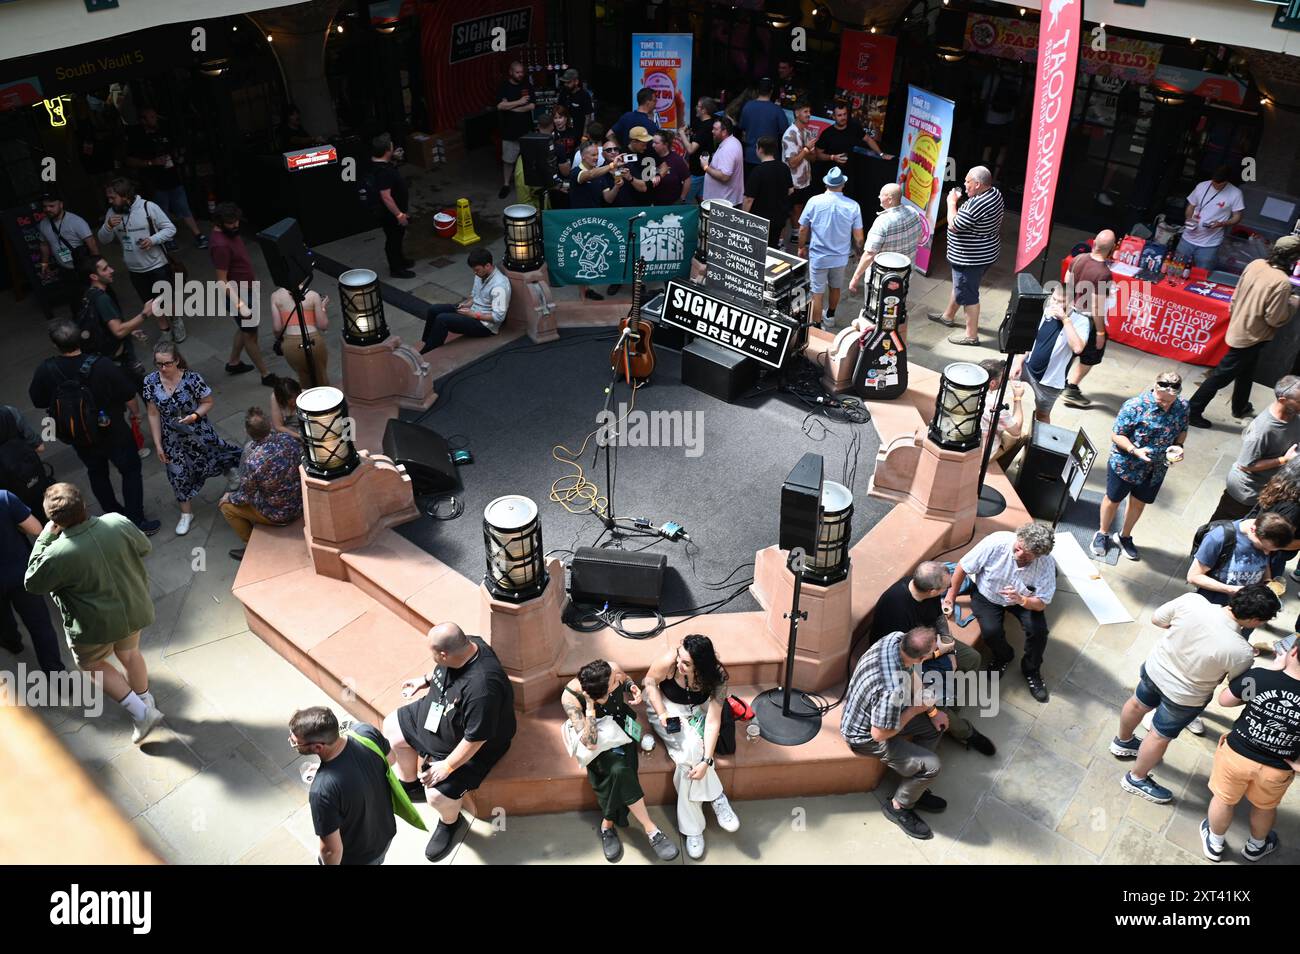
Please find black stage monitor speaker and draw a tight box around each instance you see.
[780,452,823,555]
[1015,420,1074,521]
[570,547,667,609]
[256,218,314,294]
[999,271,1048,355]
[382,419,458,494]
[519,133,557,188]
[682,339,758,402]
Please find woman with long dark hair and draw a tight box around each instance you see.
[562,659,679,863]
[643,634,739,859]
[1254,458,1300,578]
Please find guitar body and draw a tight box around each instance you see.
[611,259,656,386]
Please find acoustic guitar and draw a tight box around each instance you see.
[610,258,655,386]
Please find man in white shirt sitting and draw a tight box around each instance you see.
[1011,283,1089,425]
[420,249,512,353]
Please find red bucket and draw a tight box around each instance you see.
[434,210,457,237]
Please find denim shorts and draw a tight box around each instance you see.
[1134,663,1207,739]
[1105,461,1165,505]
[151,183,193,222]
[951,262,989,306]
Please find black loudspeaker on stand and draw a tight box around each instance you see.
[755,453,826,747]
[255,217,320,387]
[519,133,558,189]
[978,272,1048,517]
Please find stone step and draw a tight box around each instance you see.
[473,684,882,818]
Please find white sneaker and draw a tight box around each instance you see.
[170,316,187,343]
[711,793,740,832]
[175,512,193,535]
[684,833,705,859]
[132,706,164,745]
[1187,716,1206,736]
[225,468,241,492]
[140,691,155,710]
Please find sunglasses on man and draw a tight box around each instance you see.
[1155,380,1181,393]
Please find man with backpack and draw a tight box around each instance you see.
[1187,512,1292,606]
[96,177,184,342]
[1109,584,1278,806]
[28,320,161,536]
[77,254,154,456]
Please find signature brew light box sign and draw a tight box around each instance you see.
[660,281,792,369]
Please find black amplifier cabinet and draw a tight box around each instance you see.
[640,292,688,351]
[682,339,758,402]
[570,547,667,608]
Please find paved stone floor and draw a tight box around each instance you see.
[4,155,1298,865]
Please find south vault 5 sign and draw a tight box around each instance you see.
[661,280,793,368]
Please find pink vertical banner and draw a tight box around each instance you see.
[1015,0,1082,273]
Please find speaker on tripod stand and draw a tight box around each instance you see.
[979,272,1049,517]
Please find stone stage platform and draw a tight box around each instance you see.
[234,314,1034,818]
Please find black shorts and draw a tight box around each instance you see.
[793,184,816,207]
[1080,322,1107,366]
[395,696,510,799]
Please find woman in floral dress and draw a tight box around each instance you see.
[143,341,242,536]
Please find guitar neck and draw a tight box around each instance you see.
[630,260,644,321]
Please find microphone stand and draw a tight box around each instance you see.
[590,219,641,537]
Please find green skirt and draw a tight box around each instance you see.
[587,744,644,826]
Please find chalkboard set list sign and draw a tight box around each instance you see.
[704,205,769,309]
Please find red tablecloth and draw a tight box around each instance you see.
[1061,257,1232,367]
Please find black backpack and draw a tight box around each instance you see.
[47,355,107,450]
[1190,519,1238,578]
[0,411,51,518]
[76,288,117,357]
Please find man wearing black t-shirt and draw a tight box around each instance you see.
[869,562,996,756]
[293,706,397,865]
[682,97,717,203]
[742,137,793,247]
[28,319,160,535]
[370,133,413,278]
[1203,645,1300,862]
[385,622,517,862]
[125,107,206,251]
[497,60,534,199]
[559,69,594,136]
[814,102,893,204]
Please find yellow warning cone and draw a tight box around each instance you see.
[452,197,480,245]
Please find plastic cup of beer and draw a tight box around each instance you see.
[746,723,761,743]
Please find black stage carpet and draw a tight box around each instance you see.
[394,331,891,615]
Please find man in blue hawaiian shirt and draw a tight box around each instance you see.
[1093,371,1190,561]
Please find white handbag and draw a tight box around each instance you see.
[562,715,633,768]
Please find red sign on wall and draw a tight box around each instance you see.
[836,31,897,98]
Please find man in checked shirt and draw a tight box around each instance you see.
[944,522,1058,704]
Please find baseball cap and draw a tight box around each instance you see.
[1274,235,1300,256]
[823,166,848,188]
[561,68,579,83]
[628,126,652,143]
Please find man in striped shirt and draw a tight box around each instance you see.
[928,166,1005,346]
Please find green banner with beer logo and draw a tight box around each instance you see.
[543,206,699,286]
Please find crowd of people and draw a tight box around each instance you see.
[6,67,1300,870]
